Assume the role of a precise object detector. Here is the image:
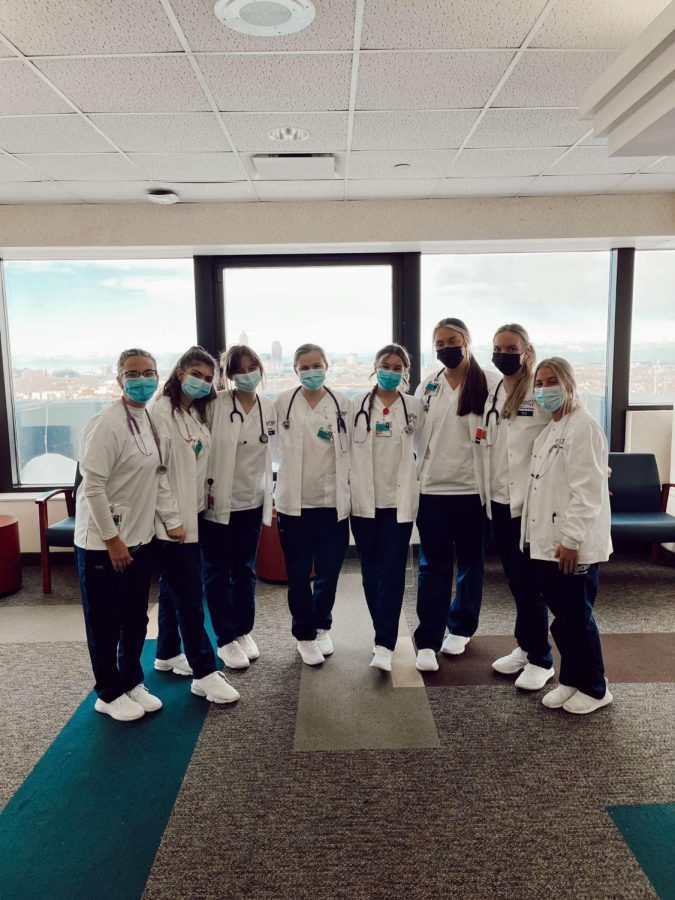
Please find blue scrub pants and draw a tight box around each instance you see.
[277,508,349,641]
[351,509,413,651]
[491,501,552,669]
[200,507,264,648]
[414,493,485,651]
[156,540,217,680]
[76,543,153,703]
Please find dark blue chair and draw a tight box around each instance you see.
[34,464,82,593]
[608,452,675,562]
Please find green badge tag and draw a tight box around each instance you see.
[375,421,392,437]
[317,426,333,442]
[425,381,439,394]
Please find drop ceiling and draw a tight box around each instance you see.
[0,0,673,205]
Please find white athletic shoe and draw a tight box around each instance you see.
[370,645,393,672]
[126,684,163,712]
[237,633,260,661]
[297,640,325,666]
[563,687,613,715]
[218,640,251,670]
[316,629,334,656]
[492,646,528,675]
[415,648,439,672]
[94,694,145,722]
[441,634,470,655]
[515,663,555,691]
[191,671,240,704]
[154,653,193,676]
[542,684,578,709]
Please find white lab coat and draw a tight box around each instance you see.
[349,390,423,522]
[520,406,612,564]
[273,386,352,521]
[204,390,276,527]
[414,366,500,501]
[478,382,551,518]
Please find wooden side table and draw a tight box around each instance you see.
[0,515,21,596]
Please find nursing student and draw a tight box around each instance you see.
[151,346,240,705]
[522,357,613,714]
[75,348,184,722]
[479,324,554,692]
[414,318,499,672]
[274,343,351,666]
[201,345,275,670]
[350,344,422,672]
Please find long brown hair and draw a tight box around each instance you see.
[162,346,217,422]
[493,323,536,419]
[367,342,412,418]
[433,317,487,416]
[220,344,266,388]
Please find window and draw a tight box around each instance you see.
[3,259,196,486]
[630,251,675,405]
[421,252,612,425]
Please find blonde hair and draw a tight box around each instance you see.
[293,343,329,370]
[535,357,581,417]
[493,323,536,419]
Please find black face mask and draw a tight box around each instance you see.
[436,346,464,369]
[492,352,522,376]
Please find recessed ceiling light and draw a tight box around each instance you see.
[213,0,316,37]
[268,126,310,142]
[146,189,179,205]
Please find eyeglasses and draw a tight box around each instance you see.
[123,369,158,379]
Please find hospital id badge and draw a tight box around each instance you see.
[474,426,486,444]
[317,425,333,442]
[424,381,439,394]
[375,421,392,437]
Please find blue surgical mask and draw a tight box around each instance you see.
[124,377,158,403]
[377,368,403,391]
[181,375,212,400]
[534,386,565,412]
[299,369,326,391]
[234,371,262,393]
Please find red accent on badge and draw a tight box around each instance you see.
[383,407,389,415]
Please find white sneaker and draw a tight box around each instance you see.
[563,687,613,715]
[237,633,260,661]
[217,640,251,670]
[191,671,240,704]
[515,663,555,691]
[370,645,393,672]
[94,694,145,721]
[297,640,325,666]
[316,629,334,656]
[126,684,162,712]
[154,653,193,676]
[415,648,439,672]
[542,684,578,709]
[492,646,528,675]
[441,634,470,655]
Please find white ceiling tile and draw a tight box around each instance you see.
[468,108,591,148]
[0,115,114,153]
[198,54,351,113]
[15,152,142,181]
[641,157,675,175]
[0,154,41,181]
[494,50,618,107]
[224,112,347,152]
[352,110,478,150]
[34,57,209,113]
[167,182,257,202]
[0,0,182,55]
[519,174,628,194]
[90,113,230,152]
[436,177,535,196]
[0,180,81,203]
[349,150,457,179]
[532,0,671,50]
[346,179,439,199]
[172,0,356,51]
[448,147,563,177]
[362,0,546,49]
[128,152,246,182]
[356,51,514,110]
[58,180,155,203]
[254,180,344,201]
[617,174,675,193]
[581,131,608,146]
[546,146,661,175]
[0,60,71,115]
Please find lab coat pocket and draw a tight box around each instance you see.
[110,504,131,544]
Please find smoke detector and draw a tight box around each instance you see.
[213,0,316,37]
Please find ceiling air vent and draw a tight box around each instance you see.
[252,154,337,180]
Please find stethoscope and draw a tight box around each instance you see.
[353,388,414,442]
[282,385,348,451]
[122,401,166,474]
[483,379,504,447]
[423,368,445,413]
[529,417,571,481]
[229,391,268,444]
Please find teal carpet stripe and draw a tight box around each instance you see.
[607,803,675,899]
[0,639,208,900]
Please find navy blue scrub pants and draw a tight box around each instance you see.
[530,559,606,698]
[76,543,154,704]
[351,509,413,651]
[277,508,349,641]
[490,501,552,669]
[156,540,217,680]
[415,493,485,651]
[200,507,263,648]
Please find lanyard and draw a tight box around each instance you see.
[122,401,166,474]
